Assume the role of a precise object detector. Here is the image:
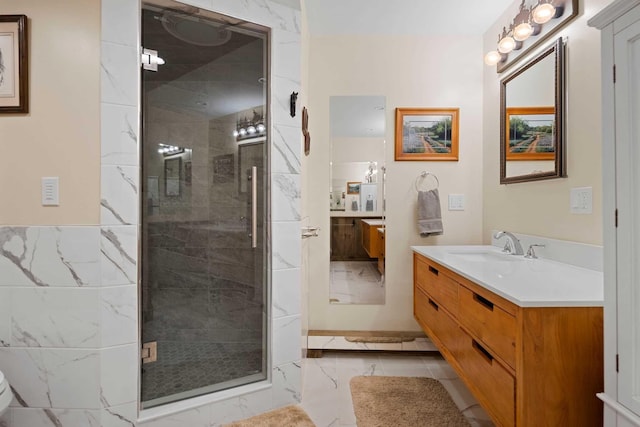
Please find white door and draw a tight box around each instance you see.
[615,16,640,417]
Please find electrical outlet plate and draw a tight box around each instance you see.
[448,194,465,211]
[570,187,592,214]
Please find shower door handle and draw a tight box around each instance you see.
[250,166,258,248]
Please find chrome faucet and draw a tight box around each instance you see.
[494,231,524,255]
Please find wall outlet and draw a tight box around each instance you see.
[448,194,465,211]
[570,187,592,214]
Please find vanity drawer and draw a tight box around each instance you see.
[414,287,460,356]
[414,255,459,316]
[457,330,515,427]
[458,286,516,368]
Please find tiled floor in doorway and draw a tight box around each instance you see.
[301,351,494,427]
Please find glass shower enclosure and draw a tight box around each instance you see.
[139,0,269,408]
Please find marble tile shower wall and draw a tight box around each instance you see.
[0,1,301,426]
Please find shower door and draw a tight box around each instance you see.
[139,1,269,409]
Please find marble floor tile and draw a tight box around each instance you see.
[301,352,494,427]
[329,261,384,305]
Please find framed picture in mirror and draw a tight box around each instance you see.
[505,106,555,160]
[346,182,360,195]
[395,108,459,161]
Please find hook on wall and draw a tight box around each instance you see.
[290,91,298,117]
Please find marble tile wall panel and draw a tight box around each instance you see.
[101,0,139,48]
[272,174,301,222]
[272,222,302,270]
[100,402,137,427]
[272,268,301,318]
[101,226,138,286]
[0,348,100,410]
[100,285,138,347]
[272,124,302,174]
[100,344,138,408]
[272,361,302,407]
[273,315,301,366]
[11,288,100,348]
[183,0,301,34]
[0,289,10,347]
[0,227,101,288]
[101,104,140,167]
[101,166,140,226]
[101,42,139,108]
[10,408,101,427]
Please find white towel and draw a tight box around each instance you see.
[417,189,443,237]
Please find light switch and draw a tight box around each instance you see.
[42,177,59,206]
[570,187,592,214]
[448,194,465,211]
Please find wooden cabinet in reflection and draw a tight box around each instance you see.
[330,217,370,261]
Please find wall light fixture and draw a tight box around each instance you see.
[484,0,576,71]
[234,110,266,141]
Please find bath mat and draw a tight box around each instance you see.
[345,336,415,343]
[223,405,316,427]
[350,376,470,427]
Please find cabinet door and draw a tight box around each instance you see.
[614,16,640,416]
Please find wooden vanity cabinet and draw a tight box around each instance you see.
[361,219,384,258]
[413,253,603,427]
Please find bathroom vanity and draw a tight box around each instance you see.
[412,246,603,427]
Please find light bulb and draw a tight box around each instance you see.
[247,125,256,134]
[533,3,555,24]
[498,36,516,53]
[484,50,502,66]
[513,22,534,41]
[256,123,266,133]
[233,129,239,137]
[239,128,247,136]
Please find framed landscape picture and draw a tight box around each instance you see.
[505,106,555,160]
[395,108,459,161]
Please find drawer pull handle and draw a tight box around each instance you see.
[473,293,494,311]
[428,298,439,311]
[472,340,494,363]
[428,265,439,276]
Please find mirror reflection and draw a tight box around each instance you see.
[329,96,386,305]
[500,37,565,184]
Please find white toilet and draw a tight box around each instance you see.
[0,370,12,416]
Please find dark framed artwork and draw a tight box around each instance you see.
[213,153,234,184]
[0,15,28,113]
[395,108,459,161]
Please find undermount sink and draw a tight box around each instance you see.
[448,250,524,263]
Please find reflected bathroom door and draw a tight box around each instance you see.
[139,1,269,409]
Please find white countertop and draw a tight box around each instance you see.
[361,219,385,226]
[411,245,603,308]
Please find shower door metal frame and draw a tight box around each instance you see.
[136,0,272,411]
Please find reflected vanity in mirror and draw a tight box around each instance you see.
[500,37,566,184]
[329,96,386,305]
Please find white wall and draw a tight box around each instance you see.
[482,0,610,245]
[307,35,485,331]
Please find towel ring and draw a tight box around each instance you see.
[414,171,439,192]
